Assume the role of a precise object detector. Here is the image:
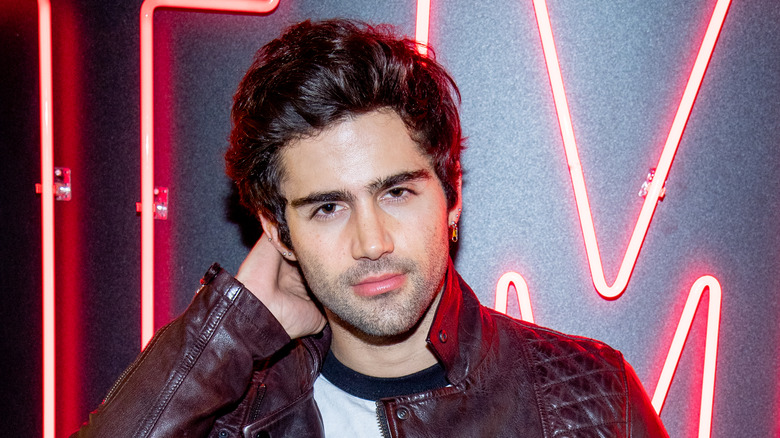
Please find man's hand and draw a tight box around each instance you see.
[236,235,327,339]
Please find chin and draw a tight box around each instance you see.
[331,288,439,342]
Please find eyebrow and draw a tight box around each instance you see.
[288,169,432,209]
[289,189,355,209]
[367,169,432,193]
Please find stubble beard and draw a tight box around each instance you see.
[298,250,448,339]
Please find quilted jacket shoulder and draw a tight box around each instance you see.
[486,311,665,438]
[516,319,629,436]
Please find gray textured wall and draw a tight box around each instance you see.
[3,0,778,436]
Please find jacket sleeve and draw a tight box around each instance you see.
[625,361,669,438]
[72,263,292,438]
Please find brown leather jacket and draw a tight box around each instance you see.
[74,261,668,437]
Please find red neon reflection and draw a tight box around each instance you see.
[415,0,431,55]
[532,0,732,299]
[651,275,721,438]
[37,0,55,436]
[139,0,280,347]
[494,272,534,323]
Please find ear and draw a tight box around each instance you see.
[258,213,297,262]
[447,174,463,225]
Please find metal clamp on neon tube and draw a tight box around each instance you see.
[36,167,72,201]
[135,186,168,220]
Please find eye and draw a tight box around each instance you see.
[320,203,337,213]
[388,187,407,197]
[382,187,415,203]
[312,202,344,219]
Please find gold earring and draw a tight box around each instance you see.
[449,221,458,243]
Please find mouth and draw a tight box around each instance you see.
[352,273,407,297]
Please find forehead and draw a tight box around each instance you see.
[279,110,434,196]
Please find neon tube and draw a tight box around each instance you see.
[139,0,280,348]
[494,272,534,323]
[415,0,431,55]
[651,275,721,438]
[37,0,55,436]
[532,0,731,298]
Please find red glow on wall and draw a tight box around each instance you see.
[651,275,721,438]
[494,271,534,323]
[37,1,55,436]
[139,0,280,348]
[531,0,732,299]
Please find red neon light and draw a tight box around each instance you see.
[532,0,731,299]
[651,275,721,438]
[415,0,431,55]
[494,272,534,323]
[37,0,55,436]
[139,0,280,347]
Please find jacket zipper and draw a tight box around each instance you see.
[375,401,391,438]
[248,383,267,422]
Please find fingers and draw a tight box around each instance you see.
[237,234,326,339]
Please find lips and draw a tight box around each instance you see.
[352,273,406,297]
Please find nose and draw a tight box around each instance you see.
[351,205,394,260]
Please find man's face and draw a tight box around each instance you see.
[278,110,459,338]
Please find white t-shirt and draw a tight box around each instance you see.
[311,351,449,437]
[314,374,384,438]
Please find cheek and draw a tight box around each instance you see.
[289,221,350,271]
[287,214,327,248]
[403,205,449,250]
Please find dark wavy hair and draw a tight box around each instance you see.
[226,19,464,247]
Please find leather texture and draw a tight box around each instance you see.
[73,261,668,437]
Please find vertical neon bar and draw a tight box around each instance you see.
[651,275,721,438]
[531,0,731,299]
[415,0,431,54]
[139,0,280,348]
[140,1,155,348]
[38,0,55,436]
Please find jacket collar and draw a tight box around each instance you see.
[427,258,494,385]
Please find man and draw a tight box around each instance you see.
[76,19,667,437]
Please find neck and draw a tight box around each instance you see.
[327,291,443,378]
